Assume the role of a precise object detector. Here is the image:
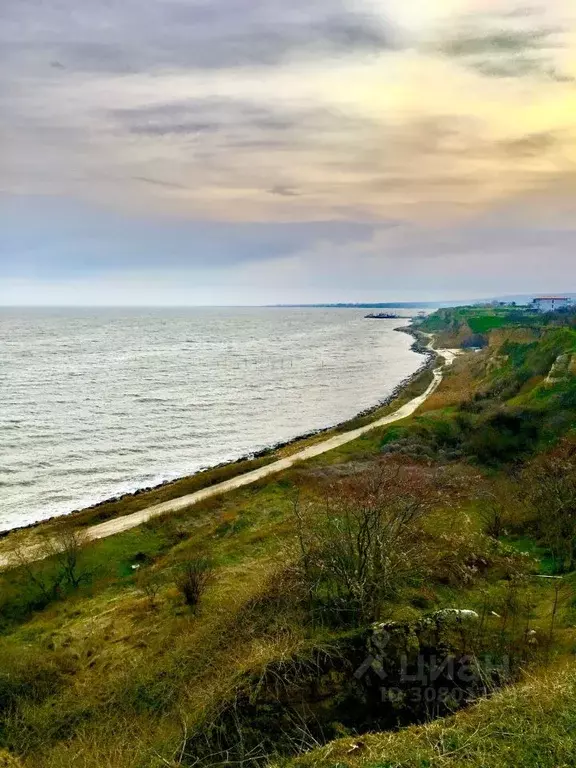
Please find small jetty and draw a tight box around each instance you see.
[365,312,402,319]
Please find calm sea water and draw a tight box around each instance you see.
[0,307,425,531]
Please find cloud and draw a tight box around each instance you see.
[436,14,573,81]
[441,27,557,58]
[112,98,304,138]
[132,176,190,190]
[269,186,300,197]
[0,0,393,74]
[497,130,561,157]
[2,0,576,227]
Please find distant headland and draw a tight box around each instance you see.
[269,302,450,308]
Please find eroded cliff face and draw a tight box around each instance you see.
[182,614,520,766]
[487,327,540,347]
[545,353,576,385]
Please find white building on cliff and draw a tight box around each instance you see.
[531,297,573,312]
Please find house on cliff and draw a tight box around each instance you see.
[531,297,573,312]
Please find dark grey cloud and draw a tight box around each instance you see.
[471,57,573,81]
[498,131,561,157]
[115,99,300,138]
[0,0,394,203]
[437,15,572,81]
[114,95,373,129]
[132,176,190,189]
[117,96,395,205]
[0,0,394,75]
[269,186,300,197]
[103,103,575,213]
[2,0,574,224]
[441,27,557,57]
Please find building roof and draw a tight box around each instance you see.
[533,297,571,301]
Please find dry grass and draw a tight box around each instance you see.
[11,549,304,768]
[419,355,482,413]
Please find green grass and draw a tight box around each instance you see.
[467,315,510,333]
[420,306,575,349]
[502,535,557,575]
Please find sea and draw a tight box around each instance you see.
[0,307,426,531]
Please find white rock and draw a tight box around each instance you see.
[435,609,479,620]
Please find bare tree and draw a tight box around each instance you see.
[9,544,62,603]
[136,569,163,609]
[476,480,518,539]
[41,527,91,589]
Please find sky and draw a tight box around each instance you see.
[1,0,576,305]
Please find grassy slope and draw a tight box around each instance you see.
[1,309,576,767]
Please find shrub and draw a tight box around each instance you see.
[477,492,513,539]
[464,408,542,465]
[175,557,214,608]
[136,569,164,608]
[381,437,436,460]
[556,378,576,409]
[292,463,442,626]
[519,440,576,573]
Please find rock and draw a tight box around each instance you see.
[434,609,479,621]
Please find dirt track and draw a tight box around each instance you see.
[84,345,458,541]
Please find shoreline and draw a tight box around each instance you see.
[1,324,435,539]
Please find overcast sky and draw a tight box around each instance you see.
[1,0,576,305]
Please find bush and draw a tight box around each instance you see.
[175,557,214,609]
[136,569,164,608]
[292,463,441,626]
[381,437,436,460]
[464,408,542,465]
[520,440,576,573]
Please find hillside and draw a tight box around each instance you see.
[1,306,576,768]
